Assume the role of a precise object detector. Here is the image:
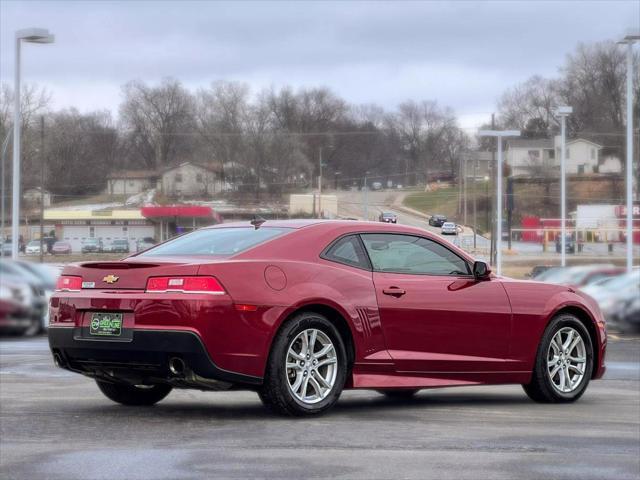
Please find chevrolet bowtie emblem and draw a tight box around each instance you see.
[103,274,119,284]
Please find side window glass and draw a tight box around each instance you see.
[360,233,469,275]
[324,235,369,269]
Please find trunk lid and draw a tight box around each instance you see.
[62,257,216,290]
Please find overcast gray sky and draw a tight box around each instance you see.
[1,0,638,130]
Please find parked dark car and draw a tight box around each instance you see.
[378,212,398,223]
[555,234,576,254]
[81,238,103,253]
[528,265,554,279]
[428,214,447,227]
[51,241,72,255]
[107,239,130,253]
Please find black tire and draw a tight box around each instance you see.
[258,311,348,416]
[377,389,419,399]
[96,380,172,406]
[522,314,594,403]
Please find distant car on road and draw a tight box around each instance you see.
[81,238,103,253]
[25,240,42,255]
[105,239,130,254]
[378,212,398,223]
[441,222,458,235]
[51,241,72,255]
[429,214,448,227]
[371,181,383,190]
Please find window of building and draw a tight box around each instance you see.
[196,173,203,182]
[591,148,596,160]
[175,173,183,183]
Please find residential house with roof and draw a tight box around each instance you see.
[505,137,616,177]
[160,162,225,197]
[107,170,158,195]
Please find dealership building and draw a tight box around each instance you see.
[42,205,221,253]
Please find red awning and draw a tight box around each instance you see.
[141,205,216,219]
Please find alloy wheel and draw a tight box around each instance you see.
[286,328,338,404]
[547,327,587,393]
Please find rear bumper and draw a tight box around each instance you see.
[48,326,262,386]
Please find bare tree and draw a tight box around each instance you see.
[195,81,249,184]
[120,78,195,169]
[45,109,118,197]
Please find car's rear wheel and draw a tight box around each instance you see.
[522,314,594,403]
[259,312,347,416]
[96,380,172,406]
[377,389,419,399]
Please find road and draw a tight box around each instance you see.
[336,189,490,253]
[1,334,638,480]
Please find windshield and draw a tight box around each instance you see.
[140,227,292,256]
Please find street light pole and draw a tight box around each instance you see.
[318,146,323,219]
[555,106,572,268]
[1,130,11,242]
[478,130,520,276]
[619,31,639,273]
[363,171,369,220]
[11,28,54,259]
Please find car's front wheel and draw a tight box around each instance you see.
[522,314,594,403]
[259,312,347,416]
[96,380,172,406]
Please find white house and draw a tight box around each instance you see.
[160,162,224,198]
[23,187,52,207]
[107,170,158,195]
[506,137,612,177]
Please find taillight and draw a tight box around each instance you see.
[145,276,225,295]
[56,275,83,292]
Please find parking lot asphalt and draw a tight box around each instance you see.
[1,334,638,480]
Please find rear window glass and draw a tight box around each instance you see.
[140,227,291,256]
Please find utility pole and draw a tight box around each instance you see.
[463,153,468,226]
[39,116,45,263]
[363,171,369,220]
[458,154,463,215]
[12,28,55,260]
[478,128,521,276]
[489,114,496,266]
[1,130,11,243]
[555,106,572,267]
[318,146,323,219]
[473,155,478,250]
[618,31,639,273]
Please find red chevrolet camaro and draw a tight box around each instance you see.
[48,220,606,415]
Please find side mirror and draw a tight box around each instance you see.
[473,261,491,280]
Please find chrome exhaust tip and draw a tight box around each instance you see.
[52,353,62,368]
[168,357,186,376]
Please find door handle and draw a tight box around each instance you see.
[382,287,406,297]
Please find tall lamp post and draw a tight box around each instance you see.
[618,31,639,273]
[554,106,572,267]
[478,130,520,276]
[12,28,55,259]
